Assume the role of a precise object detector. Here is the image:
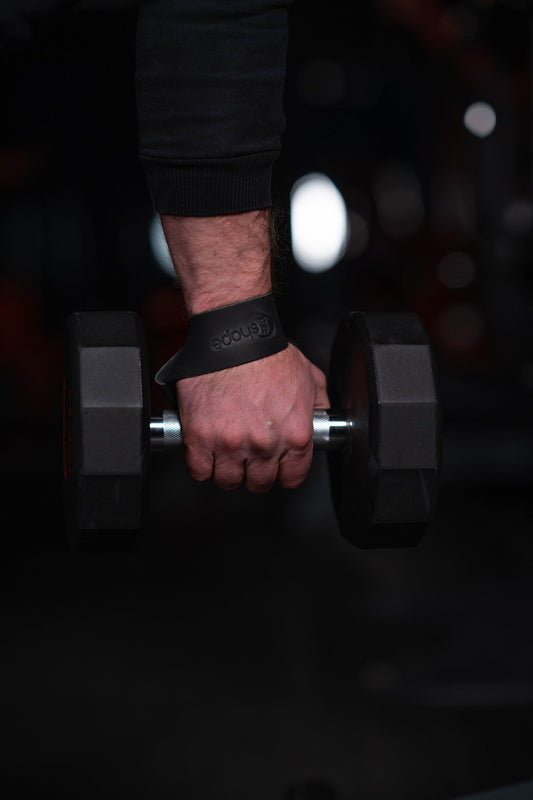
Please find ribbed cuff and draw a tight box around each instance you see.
[140,151,278,216]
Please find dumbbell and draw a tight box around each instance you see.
[63,310,441,550]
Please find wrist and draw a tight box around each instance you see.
[155,292,288,407]
[160,210,273,316]
[183,272,272,316]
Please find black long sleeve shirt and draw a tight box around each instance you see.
[136,0,293,215]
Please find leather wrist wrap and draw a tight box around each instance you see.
[155,292,288,408]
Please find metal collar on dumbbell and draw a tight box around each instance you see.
[150,409,184,452]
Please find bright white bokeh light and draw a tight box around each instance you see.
[290,173,349,273]
[463,102,497,138]
[149,214,174,277]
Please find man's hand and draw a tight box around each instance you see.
[176,343,329,492]
[160,209,328,491]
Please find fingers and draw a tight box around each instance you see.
[242,421,312,493]
[311,363,330,409]
[275,415,313,490]
[214,427,278,493]
[184,424,313,493]
[277,445,313,490]
[184,440,213,483]
[184,424,277,492]
[177,346,329,494]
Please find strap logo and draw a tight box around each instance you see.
[211,313,275,351]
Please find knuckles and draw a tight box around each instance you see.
[185,454,212,483]
[183,422,213,450]
[286,422,313,453]
[185,421,312,457]
[216,428,245,455]
[183,414,313,488]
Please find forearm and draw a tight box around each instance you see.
[136,1,329,495]
[138,2,290,312]
[161,210,272,316]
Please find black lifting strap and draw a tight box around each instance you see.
[155,293,288,408]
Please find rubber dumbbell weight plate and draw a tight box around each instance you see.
[63,311,151,550]
[327,312,441,548]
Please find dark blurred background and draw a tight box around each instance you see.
[1,0,533,798]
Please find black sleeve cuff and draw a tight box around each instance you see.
[141,151,278,216]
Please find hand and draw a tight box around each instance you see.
[160,209,328,491]
[176,343,329,493]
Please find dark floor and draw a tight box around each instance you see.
[1,412,533,800]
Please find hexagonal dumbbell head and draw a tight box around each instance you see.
[328,312,441,548]
[63,311,150,550]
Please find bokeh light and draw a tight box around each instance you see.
[463,101,497,138]
[502,199,533,236]
[290,173,349,273]
[149,214,174,278]
[437,252,476,289]
[434,304,484,351]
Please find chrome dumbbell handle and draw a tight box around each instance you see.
[150,408,351,453]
